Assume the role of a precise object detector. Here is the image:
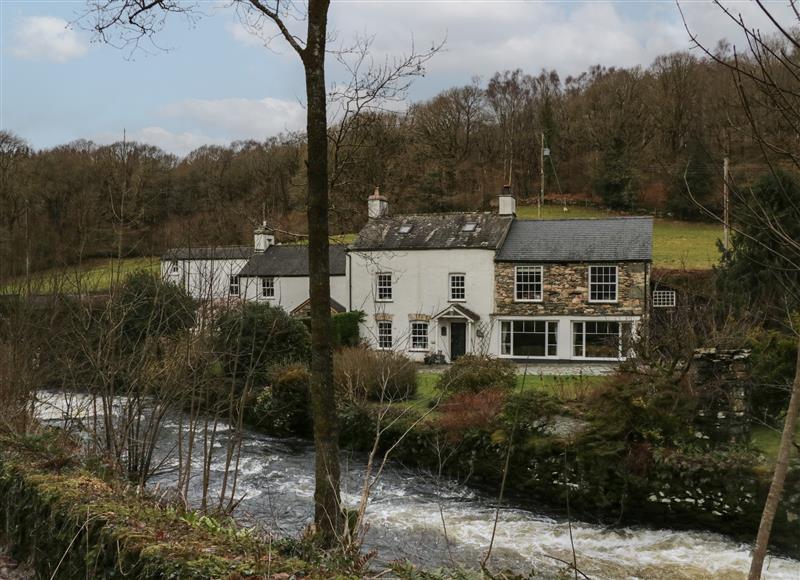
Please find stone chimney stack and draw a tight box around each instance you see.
[254,222,275,253]
[498,184,516,216]
[368,187,389,219]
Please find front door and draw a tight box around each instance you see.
[450,322,467,361]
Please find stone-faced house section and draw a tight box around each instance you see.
[348,199,513,362]
[237,245,348,313]
[161,246,252,301]
[494,217,652,361]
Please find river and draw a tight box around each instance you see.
[36,393,799,579]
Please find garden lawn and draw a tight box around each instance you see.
[751,423,800,463]
[1,257,160,294]
[515,204,722,270]
[415,371,606,405]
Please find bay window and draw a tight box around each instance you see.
[500,320,558,357]
[573,321,632,359]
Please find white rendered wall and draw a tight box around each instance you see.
[161,259,248,301]
[240,275,349,313]
[348,249,497,361]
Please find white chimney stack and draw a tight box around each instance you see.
[498,184,516,216]
[368,187,388,219]
[254,223,275,253]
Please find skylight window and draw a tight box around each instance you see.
[399,224,413,234]
[462,222,477,232]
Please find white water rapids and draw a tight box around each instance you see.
[35,392,799,579]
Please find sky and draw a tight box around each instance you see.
[0,1,795,156]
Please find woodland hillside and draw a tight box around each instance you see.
[0,44,794,280]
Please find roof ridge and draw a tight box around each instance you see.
[514,216,653,223]
[381,211,500,218]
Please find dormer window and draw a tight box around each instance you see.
[399,224,413,234]
[462,222,477,232]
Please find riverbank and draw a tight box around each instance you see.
[251,368,800,562]
[0,430,329,579]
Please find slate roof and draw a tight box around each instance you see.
[349,212,513,251]
[238,245,347,277]
[162,246,252,260]
[290,297,347,315]
[496,217,653,262]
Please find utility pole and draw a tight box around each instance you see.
[723,156,730,250]
[539,132,545,219]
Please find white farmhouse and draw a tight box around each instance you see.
[347,188,653,363]
[348,189,513,362]
[162,186,653,364]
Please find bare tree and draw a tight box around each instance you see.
[681,2,800,576]
[85,0,345,542]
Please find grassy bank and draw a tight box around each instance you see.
[0,431,326,579]
[1,257,160,295]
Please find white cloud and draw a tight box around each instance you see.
[160,97,306,139]
[226,22,264,47]
[327,0,799,83]
[12,16,88,63]
[93,127,227,157]
[90,97,306,156]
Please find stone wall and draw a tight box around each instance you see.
[690,347,752,443]
[494,261,648,316]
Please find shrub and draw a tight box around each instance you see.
[334,346,417,402]
[502,390,561,434]
[436,388,507,440]
[747,329,797,424]
[114,269,195,343]
[438,355,517,395]
[331,311,364,348]
[213,302,310,387]
[253,363,311,435]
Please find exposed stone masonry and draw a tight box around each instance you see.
[494,261,648,316]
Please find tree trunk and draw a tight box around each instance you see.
[302,0,342,544]
[748,338,800,579]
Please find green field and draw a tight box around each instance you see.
[516,204,723,270]
[1,257,160,294]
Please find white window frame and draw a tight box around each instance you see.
[572,320,631,360]
[514,265,543,302]
[376,272,393,302]
[409,321,429,351]
[500,320,558,358]
[449,273,466,302]
[588,265,618,303]
[170,260,179,274]
[377,321,393,349]
[229,275,240,297]
[652,289,676,308]
[260,276,275,299]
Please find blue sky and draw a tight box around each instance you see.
[0,1,791,156]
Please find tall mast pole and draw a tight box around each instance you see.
[723,156,730,250]
[539,132,545,219]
